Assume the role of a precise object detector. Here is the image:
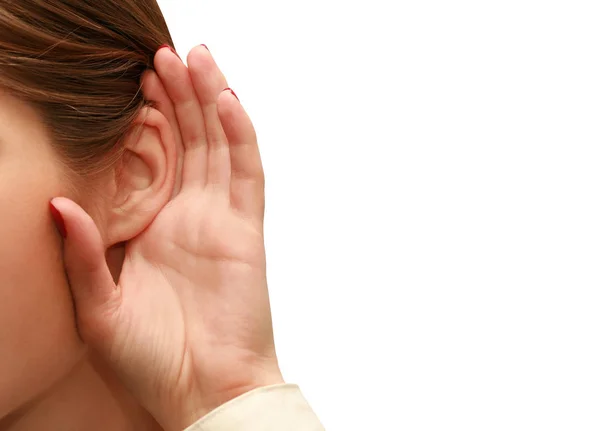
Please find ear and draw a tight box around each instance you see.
[106,107,177,245]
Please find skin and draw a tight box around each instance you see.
[0,46,283,430]
[0,87,82,419]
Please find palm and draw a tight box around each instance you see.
[113,186,268,402]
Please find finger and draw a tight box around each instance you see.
[218,90,265,220]
[142,70,185,197]
[154,47,208,188]
[187,45,231,189]
[49,197,122,348]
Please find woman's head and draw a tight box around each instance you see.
[0,0,178,418]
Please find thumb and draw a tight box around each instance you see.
[49,197,121,346]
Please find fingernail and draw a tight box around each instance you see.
[201,44,210,52]
[158,44,180,59]
[49,201,67,239]
[224,87,239,101]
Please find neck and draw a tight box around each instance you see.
[0,351,161,431]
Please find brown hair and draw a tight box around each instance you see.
[0,0,174,178]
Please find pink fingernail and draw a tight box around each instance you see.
[201,44,210,52]
[225,87,239,101]
[158,44,180,59]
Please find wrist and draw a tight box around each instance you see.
[163,369,285,431]
[197,368,286,419]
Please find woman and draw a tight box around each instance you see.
[0,1,323,430]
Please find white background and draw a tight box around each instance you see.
[158,1,600,429]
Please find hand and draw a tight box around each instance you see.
[49,45,283,431]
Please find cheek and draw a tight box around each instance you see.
[0,175,84,417]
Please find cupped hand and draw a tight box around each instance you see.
[49,45,283,431]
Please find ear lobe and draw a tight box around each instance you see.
[107,107,176,245]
